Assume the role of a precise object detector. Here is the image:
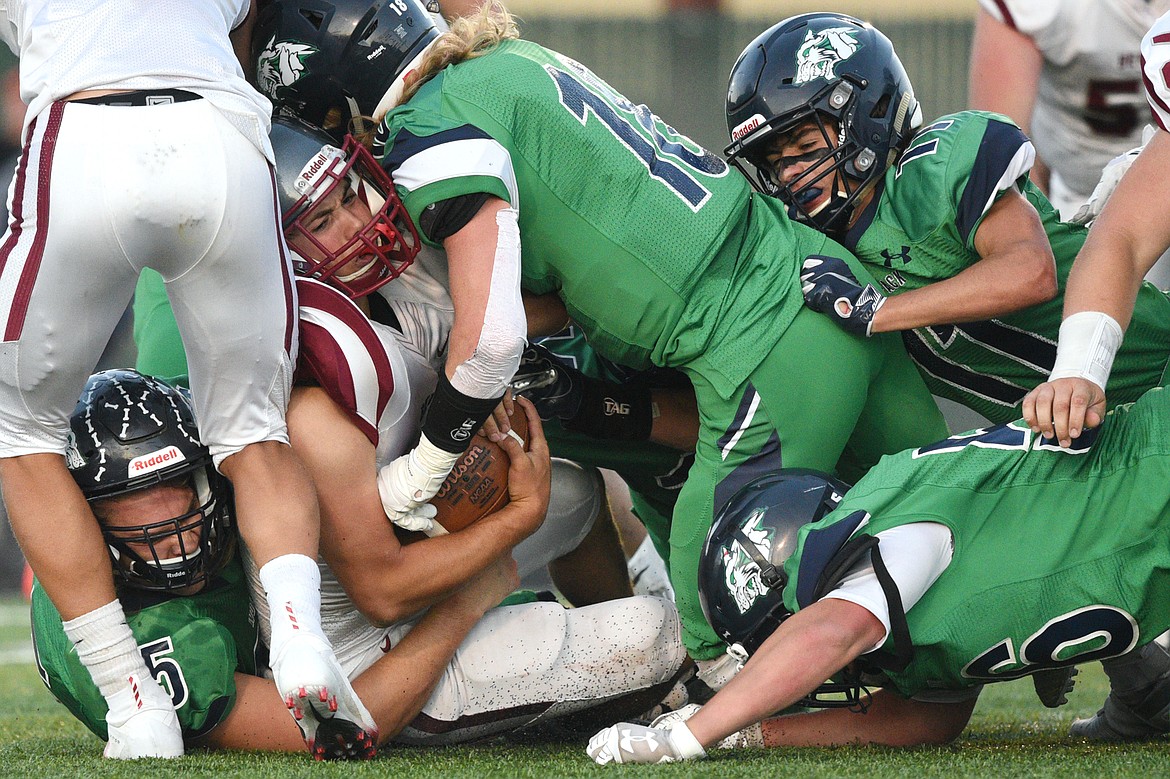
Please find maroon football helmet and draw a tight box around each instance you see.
[272,116,419,298]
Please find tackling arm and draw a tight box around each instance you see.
[684,598,885,749]
[197,558,517,750]
[866,190,1057,333]
[1022,130,1170,446]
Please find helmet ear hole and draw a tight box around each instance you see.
[299,8,326,29]
[870,94,891,120]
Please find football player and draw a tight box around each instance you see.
[253,0,948,671]
[1024,11,1170,443]
[135,116,637,608]
[968,0,1170,219]
[0,0,366,760]
[724,13,1170,427]
[130,117,691,741]
[587,384,1170,763]
[969,0,1170,289]
[31,369,571,756]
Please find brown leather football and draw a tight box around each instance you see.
[429,410,529,535]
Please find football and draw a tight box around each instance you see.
[427,410,530,536]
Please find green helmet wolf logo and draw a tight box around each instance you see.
[794,26,862,85]
[256,36,318,100]
[722,507,775,613]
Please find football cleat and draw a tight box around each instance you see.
[103,676,184,760]
[1071,643,1170,742]
[271,634,378,760]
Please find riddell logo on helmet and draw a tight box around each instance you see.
[128,446,186,476]
[295,146,344,198]
[731,114,765,142]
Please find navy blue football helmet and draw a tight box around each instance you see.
[724,13,921,231]
[254,0,443,132]
[699,469,849,658]
[67,370,234,592]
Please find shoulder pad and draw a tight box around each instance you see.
[792,509,871,609]
[295,278,396,446]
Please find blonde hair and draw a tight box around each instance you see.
[401,2,520,104]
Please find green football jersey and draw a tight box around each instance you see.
[783,386,1170,697]
[30,558,259,741]
[536,324,692,562]
[377,38,840,399]
[845,110,1170,423]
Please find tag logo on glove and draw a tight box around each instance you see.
[603,397,632,416]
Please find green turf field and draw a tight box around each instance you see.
[2,598,1167,778]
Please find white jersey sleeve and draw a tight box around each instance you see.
[976,0,1060,35]
[0,3,19,55]
[821,522,954,651]
[1143,11,1170,130]
[295,278,437,466]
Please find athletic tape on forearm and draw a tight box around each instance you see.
[449,206,527,399]
[563,377,654,441]
[422,372,504,453]
[1048,311,1124,389]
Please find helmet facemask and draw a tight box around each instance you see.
[98,467,235,594]
[732,78,876,233]
[283,135,420,299]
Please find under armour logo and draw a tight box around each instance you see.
[879,246,912,268]
[620,729,665,753]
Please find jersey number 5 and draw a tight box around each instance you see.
[140,636,190,709]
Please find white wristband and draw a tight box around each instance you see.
[1047,311,1123,390]
[668,721,708,760]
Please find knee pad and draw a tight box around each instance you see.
[514,459,602,580]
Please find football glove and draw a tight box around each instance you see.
[510,343,653,440]
[376,434,459,533]
[800,254,886,337]
[1071,125,1157,226]
[586,721,706,765]
[510,343,584,421]
[651,704,764,750]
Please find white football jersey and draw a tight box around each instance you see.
[978,0,1170,201]
[0,0,272,158]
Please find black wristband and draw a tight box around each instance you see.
[421,373,504,453]
[563,377,654,441]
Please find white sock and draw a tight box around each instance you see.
[258,553,328,655]
[63,600,151,699]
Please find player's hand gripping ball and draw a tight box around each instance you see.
[426,410,530,536]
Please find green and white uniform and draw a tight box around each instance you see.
[536,325,692,565]
[30,559,259,742]
[376,38,947,658]
[843,110,1170,424]
[783,386,1170,697]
